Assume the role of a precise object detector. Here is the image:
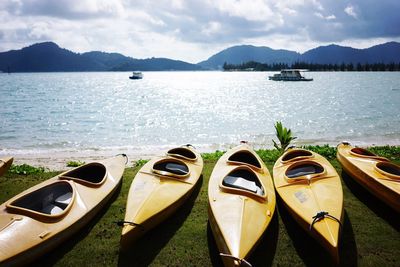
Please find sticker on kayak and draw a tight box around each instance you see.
[134,180,147,191]
[294,190,308,203]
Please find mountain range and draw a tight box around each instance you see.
[0,42,201,72]
[0,41,399,72]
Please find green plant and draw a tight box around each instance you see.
[134,159,149,168]
[302,145,337,159]
[9,164,47,175]
[368,145,400,160]
[256,149,282,163]
[272,121,297,154]
[66,160,85,167]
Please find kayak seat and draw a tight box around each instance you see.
[42,204,63,215]
[286,162,324,178]
[223,169,264,196]
[54,192,73,209]
[165,163,188,175]
[153,160,189,176]
[41,191,72,214]
[167,147,197,160]
[7,181,73,216]
[40,188,72,214]
[227,151,261,169]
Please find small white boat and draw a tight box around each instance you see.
[129,71,143,80]
[269,69,313,81]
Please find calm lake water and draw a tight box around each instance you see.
[1,71,400,158]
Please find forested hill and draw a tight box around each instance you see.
[199,42,400,69]
[0,42,202,72]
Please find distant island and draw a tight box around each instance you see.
[1,41,400,72]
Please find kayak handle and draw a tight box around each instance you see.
[185,144,196,149]
[115,153,129,165]
[219,253,252,267]
[114,220,141,227]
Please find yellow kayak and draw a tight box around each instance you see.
[208,143,276,267]
[0,157,13,177]
[0,155,126,266]
[273,148,343,263]
[337,142,400,212]
[120,145,203,249]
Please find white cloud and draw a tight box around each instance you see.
[213,0,275,22]
[0,0,399,62]
[325,15,336,20]
[315,12,336,20]
[28,21,51,39]
[344,4,358,19]
[311,0,324,11]
[201,21,222,36]
[171,0,185,10]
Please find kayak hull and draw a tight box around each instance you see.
[120,146,203,249]
[273,148,343,263]
[0,157,13,177]
[337,143,400,212]
[208,144,276,266]
[0,155,126,266]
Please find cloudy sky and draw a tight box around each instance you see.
[1,0,399,63]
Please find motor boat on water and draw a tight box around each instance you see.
[269,69,313,81]
[129,71,143,80]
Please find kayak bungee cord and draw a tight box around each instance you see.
[309,211,342,231]
[115,220,142,227]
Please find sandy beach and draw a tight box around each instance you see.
[2,143,234,171]
[4,138,400,171]
[6,149,163,171]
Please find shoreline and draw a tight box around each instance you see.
[2,139,399,171]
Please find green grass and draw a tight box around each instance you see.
[66,160,86,167]
[1,146,399,267]
[8,164,48,175]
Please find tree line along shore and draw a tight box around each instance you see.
[223,61,400,71]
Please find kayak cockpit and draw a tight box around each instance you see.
[285,161,326,181]
[375,162,400,179]
[6,181,74,219]
[221,167,265,198]
[167,146,197,161]
[152,158,190,178]
[59,162,107,187]
[351,147,376,157]
[227,150,262,172]
[281,149,313,163]
[349,147,389,161]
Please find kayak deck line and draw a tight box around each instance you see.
[154,155,203,166]
[138,171,194,185]
[275,174,338,188]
